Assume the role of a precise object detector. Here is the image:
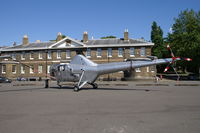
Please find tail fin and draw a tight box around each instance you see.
[70,55,97,66]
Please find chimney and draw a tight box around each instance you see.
[124,29,129,41]
[83,31,88,43]
[13,42,17,46]
[56,32,62,42]
[23,35,29,45]
[35,40,41,43]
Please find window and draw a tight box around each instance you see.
[58,65,65,71]
[130,47,135,57]
[118,48,123,57]
[30,52,34,60]
[12,65,16,74]
[2,65,6,74]
[147,67,149,72]
[140,47,146,56]
[48,51,52,59]
[107,48,112,57]
[38,65,43,73]
[21,66,25,74]
[135,68,141,72]
[86,48,91,58]
[30,65,34,74]
[39,52,43,59]
[97,48,102,57]
[21,52,25,60]
[66,50,71,58]
[57,50,61,59]
[47,65,51,74]
[12,53,16,60]
[151,66,155,73]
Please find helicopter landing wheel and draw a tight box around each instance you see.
[92,83,98,89]
[58,85,62,89]
[74,85,79,92]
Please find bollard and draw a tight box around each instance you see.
[45,79,49,88]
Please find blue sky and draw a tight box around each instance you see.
[0,0,199,46]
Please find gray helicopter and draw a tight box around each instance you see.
[0,44,192,91]
[50,54,177,91]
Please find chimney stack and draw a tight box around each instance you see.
[56,32,62,42]
[23,35,29,45]
[35,40,41,43]
[13,42,17,46]
[83,31,88,43]
[124,29,129,41]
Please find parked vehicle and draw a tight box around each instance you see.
[0,77,12,83]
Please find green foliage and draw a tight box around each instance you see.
[62,35,66,39]
[101,36,116,39]
[151,21,168,58]
[168,9,200,73]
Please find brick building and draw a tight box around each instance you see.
[0,30,156,80]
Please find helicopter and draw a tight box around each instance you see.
[0,44,192,92]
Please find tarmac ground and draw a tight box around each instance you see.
[0,80,200,133]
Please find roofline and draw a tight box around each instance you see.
[0,43,154,52]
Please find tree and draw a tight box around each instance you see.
[167,9,200,74]
[101,36,116,39]
[151,21,168,73]
[151,21,167,58]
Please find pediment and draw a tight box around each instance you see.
[49,36,85,48]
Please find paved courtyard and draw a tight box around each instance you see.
[0,80,200,133]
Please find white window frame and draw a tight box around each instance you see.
[48,51,52,59]
[86,48,91,58]
[130,47,135,57]
[57,50,61,59]
[151,66,155,73]
[2,65,6,74]
[66,50,71,58]
[140,47,146,57]
[30,52,34,60]
[21,52,25,60]
[118,48,123,57]
[21,66,25,74]
[107,48,112,57]
[147,66,149,72]
[97,48,102,58]
[39,52,43,59]
[38,65,43,73]
[12,65,16,74]
[30,66,34,74]
[47,65,51,74]
[135,68,141,73]
[12,53,16,60]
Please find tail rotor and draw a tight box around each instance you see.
[164,44,192,81]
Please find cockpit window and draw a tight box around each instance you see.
[58,65,65,71]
